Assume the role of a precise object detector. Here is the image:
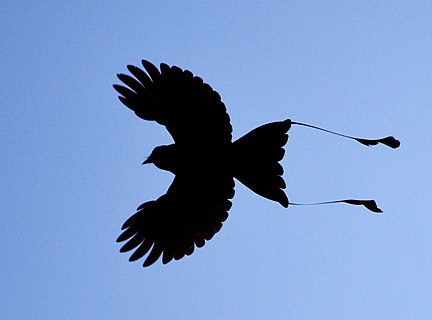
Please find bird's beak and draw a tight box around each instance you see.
[142,157,151,165]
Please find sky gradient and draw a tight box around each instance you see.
[2,1,431,319]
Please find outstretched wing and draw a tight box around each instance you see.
[114,61,235,266]
[113,60,232,146]
[117,175,234,267]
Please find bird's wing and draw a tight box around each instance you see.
[117,174,235,267]
[113,60,232,146]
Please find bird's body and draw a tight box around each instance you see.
[114,60,399,267]
[114,60,290,267]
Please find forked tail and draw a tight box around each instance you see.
[232,119,292,207]
[232,118,400,213]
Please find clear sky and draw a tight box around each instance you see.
[2,1,431,319]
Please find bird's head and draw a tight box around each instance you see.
[143,144,177,174]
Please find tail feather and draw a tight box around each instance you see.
[232,119,291,207]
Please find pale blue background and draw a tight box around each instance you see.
[2,1,431,319]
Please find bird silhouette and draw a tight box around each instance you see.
[114,60,400,267]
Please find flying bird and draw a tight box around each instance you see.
[113,60,400,267]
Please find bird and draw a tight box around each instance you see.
[113,60,400,267]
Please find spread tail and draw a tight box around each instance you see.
[232,119,291,207]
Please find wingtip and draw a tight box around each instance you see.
[141,59,155,70]
[126,64,137,72]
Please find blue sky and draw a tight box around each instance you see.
[2,1,431,319]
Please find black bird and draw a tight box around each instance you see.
[114,60,399,267]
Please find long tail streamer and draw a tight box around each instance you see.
[291,121,400,149]
[289,200,383,214]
